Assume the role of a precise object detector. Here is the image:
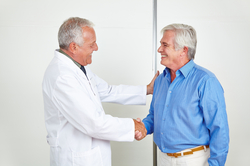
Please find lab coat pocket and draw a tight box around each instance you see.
[73,146,103,166]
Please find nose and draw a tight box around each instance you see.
[157,45,162,53]
[94,43,98,51]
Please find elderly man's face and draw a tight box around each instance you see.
[76,27,98,66]
[158,30,183,71]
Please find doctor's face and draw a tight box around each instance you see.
[76,27,98,66]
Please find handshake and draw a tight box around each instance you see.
[133,118,147,141]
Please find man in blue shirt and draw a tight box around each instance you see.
[136,24,229,166]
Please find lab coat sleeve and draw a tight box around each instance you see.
[93,74,147,105]
[52,74,135,142]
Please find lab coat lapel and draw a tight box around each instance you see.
[55,50,103,111]
[76,67,103,110]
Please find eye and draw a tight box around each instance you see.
[161,42,169,47]
[163,44,169,47]
[90,42,96,48]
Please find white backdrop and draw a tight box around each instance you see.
[0,0,250,166]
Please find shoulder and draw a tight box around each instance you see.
[192,64,223,92]
[43,53,80,85]
[192,64,216,78]
[189,63,220,86]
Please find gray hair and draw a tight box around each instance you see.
[58,17,94,49]
[161,24,197,59]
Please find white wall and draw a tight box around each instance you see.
[0,0,249,166]
[0,0,153,166]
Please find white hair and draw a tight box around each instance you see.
[161,23,197,59]
[58,17,94,49]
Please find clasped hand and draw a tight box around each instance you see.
[133,118,147,141]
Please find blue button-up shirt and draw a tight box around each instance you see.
[143,60,229,166]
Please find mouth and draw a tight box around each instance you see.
[161,55,167,58]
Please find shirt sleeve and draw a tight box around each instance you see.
[142,96,155,135]
[199,77,229,166]
[142,77,159,135]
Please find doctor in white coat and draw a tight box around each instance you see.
[42,17,158,166]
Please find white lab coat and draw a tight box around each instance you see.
[42,50,146,166]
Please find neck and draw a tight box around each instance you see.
[60,48,74,57]
[170,70,176,83]
[170,59,190,82]
[60,48,84,66]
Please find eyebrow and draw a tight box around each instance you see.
[90,41,96,45]
[161,41,170,46]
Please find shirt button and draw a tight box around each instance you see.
[169,91,172,93]
[161,132,163,135]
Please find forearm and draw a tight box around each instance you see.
[100,85,147,105]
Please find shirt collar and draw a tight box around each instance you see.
[163,60,195,78]
[179,60,195,78]
[163,67,170,77]
[58,49,81,68]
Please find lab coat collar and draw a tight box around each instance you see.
[54,50,89,80]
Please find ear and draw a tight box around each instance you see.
[180,46,188,57]
[69,42,78,54]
